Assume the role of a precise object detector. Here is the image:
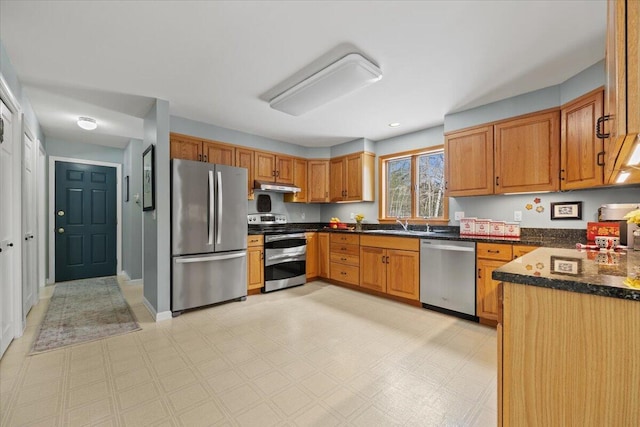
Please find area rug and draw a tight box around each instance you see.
[31,276,141,354]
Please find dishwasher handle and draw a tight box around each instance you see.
[421,242,476,252]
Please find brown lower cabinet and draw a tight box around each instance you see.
[247,235,263,293]
[317,232,330,278]
[499,282,640,426]
[477,243,537,326]
[305,232,318,279]
[329,234,360,285]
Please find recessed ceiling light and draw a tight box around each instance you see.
[77,117,97,130]
[388,122,400,127]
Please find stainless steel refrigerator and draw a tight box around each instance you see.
[171,159,247,315]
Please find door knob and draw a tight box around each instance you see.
[58,228,65,234]
[57,210,65,216]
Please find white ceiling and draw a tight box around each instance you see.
[0,1,606,149]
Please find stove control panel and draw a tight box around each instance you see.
[248,213,287,225]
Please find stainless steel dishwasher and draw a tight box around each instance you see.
[420,239,477,321]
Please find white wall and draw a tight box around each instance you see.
[122,139,143,280]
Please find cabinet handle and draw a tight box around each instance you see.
[595,115,611,139]
[495,176,499,186]
[198,154,202,161]
[381,255,386,264]
[276,170,280,177]
[386,256,389,264]
[341,257,347,261]
[444,181,448,190]
[203,155,207,162]
[341,247,347,251]
[597,151,605,166]
[272,170,276,176]
[261,251,264,260]
[488,249,500,253]
[560,169,565,181]
[478,268,482,279]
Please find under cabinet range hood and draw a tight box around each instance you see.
[253,180,301,193]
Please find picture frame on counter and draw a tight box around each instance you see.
[550,201,582,220]
[550,256,583,276]
[142,144,155,211]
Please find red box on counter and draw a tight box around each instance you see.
[586,222,620,242]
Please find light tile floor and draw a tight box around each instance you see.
[0,279,497,426]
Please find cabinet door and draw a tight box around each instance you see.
[308,160,329,203]
[477,258,505,323]
[494,110,560,194]
[561,89,604,189]
[170,136,202,161]
[345,154,363,201]
[445,125,494,196]
[386,249,419,300]
[329,157,345,202]
[255,151,276,181]
[235,147,254,199]
[318,233,330,278]
[203,140,234,165]
[247,246,264,291]
[359,246,386,292]
[284,158,307,202]
[305,232,318,279]
[276,156,294,184]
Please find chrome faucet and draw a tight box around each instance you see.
[423,216,431,233]
[396,218,409,231]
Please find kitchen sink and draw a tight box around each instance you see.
[362,229,453,237]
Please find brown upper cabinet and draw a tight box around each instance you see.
[235,147,255,199]
[329,152,375,202]
[603,0,640,184]
[494,110,560,194]
[254,151,294,184]
[561,88,605,190]
[446,110,560,196]
[445,125,494,197]
[170,133,234,165]
[283,158,308,203]
[307,160,330,203]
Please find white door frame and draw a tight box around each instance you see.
[37,142,46,290]
[48,156,122,284]
[22,121,38,315]
[0,73,24,340]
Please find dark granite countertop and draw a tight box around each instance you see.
[493,247,640,302]
[248,224,583,248]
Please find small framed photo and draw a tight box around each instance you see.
[550,201,582,220]
[142,145,155,211]
[124,175,129,202]
[550,256,583,276]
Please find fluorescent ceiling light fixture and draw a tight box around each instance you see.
[269,53,382,116]
[626,136,640,166]
[77,116,97,130]
[389,122,401,127]
[616,171,630,183]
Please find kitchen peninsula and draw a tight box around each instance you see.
[493,248,640,426]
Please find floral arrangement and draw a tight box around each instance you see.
[623,209,640,225]
[354,214,365,223]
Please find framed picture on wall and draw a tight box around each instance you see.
[124,175,129,202]
[550,201,582,220]
[142,145,155,211]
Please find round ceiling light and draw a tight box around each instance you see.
[77,117,97,130]
[388,122,400,127]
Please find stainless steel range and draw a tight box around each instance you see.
[247,214,306,292]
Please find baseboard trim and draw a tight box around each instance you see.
[142,297,172,322]
[127,279,143,285]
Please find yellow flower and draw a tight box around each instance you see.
[354,214,365,222]
[623,209,640,225]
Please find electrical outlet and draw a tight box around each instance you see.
[454,211,465,220]
[514,211,523,222]
[350,212,355,219]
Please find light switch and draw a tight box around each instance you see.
[514,211,522,222]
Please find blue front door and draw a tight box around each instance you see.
[55,161,117,282]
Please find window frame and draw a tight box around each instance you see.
[377,145,449,225]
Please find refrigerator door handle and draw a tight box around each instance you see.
[216,171,222,245]
[175,251,247,264]
[208,171,214,245]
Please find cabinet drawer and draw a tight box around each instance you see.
[330,243,359,257]
[359,235,419,251]
[477,243,512,261]
[330,262,359,286]
[330,252,359,266]
[512,245,537,259]
[330,233,360,245]
[247,235,264,247]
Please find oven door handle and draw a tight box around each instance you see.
[265,253,306,266]
[265,233,306,242]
